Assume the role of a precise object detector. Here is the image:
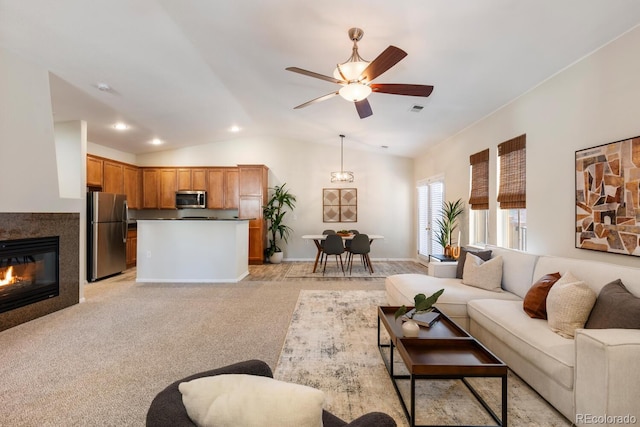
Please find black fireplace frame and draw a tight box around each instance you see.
[0,236,60,314]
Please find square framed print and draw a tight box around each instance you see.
[575,136,640,256]
[323,188,357,223]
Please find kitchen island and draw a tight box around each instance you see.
[136,218,250,283]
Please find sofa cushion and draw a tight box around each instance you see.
[385,273,520,330]
[485,245,540,298]
[462,254,503,292]
[523,272,562,319]
[546,271,597,339]
[456,247,492,279]
[179,374,324,427]
[468,299,575,390]
[585,279,640,329]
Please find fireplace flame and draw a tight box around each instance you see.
[0,266,15,286]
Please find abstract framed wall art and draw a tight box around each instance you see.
[575,136,640,256]
[323,188,357,223]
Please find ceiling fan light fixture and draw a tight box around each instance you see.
[339,83,372,102]
[333,60,369,81]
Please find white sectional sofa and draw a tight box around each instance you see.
[385,245,640,425]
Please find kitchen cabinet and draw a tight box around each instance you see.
[176,168,208,191]
[224,169,239,209]
[103,160,124,194]
[191,168,207,191]
[86,156,103,188]
[207,167,238,209]
[124,165,141,209]
[142,169,160,209]
[177,168,192,191]
[238,165,269,264]
[159,168,177,209]
[126,228,137,268]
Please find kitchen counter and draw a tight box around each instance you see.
[135,219,250,283]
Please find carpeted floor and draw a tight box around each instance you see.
[275,290,571,427]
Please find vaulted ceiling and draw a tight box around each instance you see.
[2,1,640,157]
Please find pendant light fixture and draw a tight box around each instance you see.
[331,134,354,182]
[332,28,372,102]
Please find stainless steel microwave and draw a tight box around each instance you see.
[175,190,207,209]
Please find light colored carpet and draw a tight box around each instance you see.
[0,271,384,426]
[274,290,571,427]
[284,260,428,279]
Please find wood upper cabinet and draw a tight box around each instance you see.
[177,168,208,191]
[191,168,207,191]
[177,168,192,191]
[124,165,140,209]
[103,160,124,194]
[159,168,177,209]
[142,169,160,209]
[206,167,238,209]
[224,169,239,209]
[86,156,103,188]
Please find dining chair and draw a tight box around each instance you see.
[319,229,336,265]
[345,229,360,251]
[347,233,372,275]
[322,234,345,275]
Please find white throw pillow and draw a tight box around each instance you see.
[462,253,503,292]
[546,271,597,339]
[179,374,325,427]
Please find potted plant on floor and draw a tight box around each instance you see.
[263,183,297,264]
[434,198,464,256]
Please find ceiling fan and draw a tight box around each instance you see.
[286,27,434,119]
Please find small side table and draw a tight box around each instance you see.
[428,254,458,278]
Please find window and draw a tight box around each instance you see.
[417,176,444,263]
[497,135,526,250]
[469,149,489,245]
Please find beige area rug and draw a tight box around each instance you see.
[284,260,428,279]
[274,290,571,427]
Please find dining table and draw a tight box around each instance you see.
[301,234,384,273]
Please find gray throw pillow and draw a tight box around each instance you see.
[585,279,640,329]
[456,248,492,279]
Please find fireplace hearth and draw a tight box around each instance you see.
[0,236,59,314]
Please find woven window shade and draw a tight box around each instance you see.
[469,149,489,210]
[497,135,526,209]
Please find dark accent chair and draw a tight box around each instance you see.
[146,359,396,427]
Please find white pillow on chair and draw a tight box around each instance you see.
[179,374,325,427]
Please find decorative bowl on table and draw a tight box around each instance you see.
[336,230,352,237]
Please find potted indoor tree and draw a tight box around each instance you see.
[262,183,297,264]
[434,198,464,256]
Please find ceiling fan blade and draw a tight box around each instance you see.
[355,99,373,119]
[359,46,407,82]
[370,83,434,97]
[286,67,345,85]
[293,91,339,109]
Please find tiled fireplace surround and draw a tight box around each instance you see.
[0,213,79,331]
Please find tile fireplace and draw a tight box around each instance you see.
[0,213,79,331]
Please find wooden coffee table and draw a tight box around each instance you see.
[378,306,508,427]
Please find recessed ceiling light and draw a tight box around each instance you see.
[113,122,129,130]
[97,82,111,92]
[229,125,241,133]
[150,138,163,145]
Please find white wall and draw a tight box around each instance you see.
[0,49,82,213]
[415,25,640,268]
[134,137,415,260]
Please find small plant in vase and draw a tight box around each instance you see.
[394,289,444,337]
[434,199,464,257]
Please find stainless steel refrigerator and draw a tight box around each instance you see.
[87,192,128,282]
